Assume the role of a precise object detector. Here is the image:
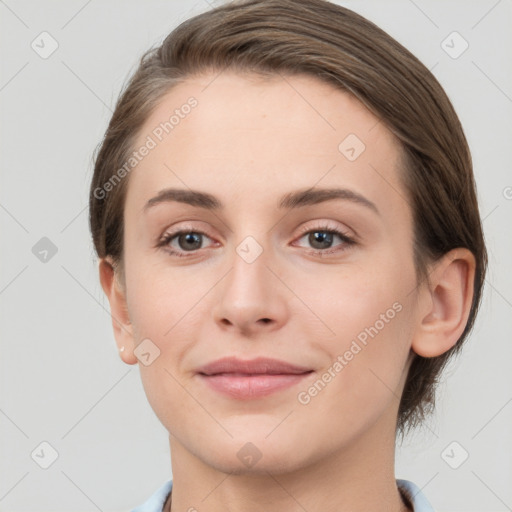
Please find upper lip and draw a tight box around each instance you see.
[197,357,313,376]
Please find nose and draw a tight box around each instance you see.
[212,243,289,337]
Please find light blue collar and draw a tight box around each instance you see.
[132,478,435,511]
[397,478,436,511]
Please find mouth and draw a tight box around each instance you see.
[196,357,314,399]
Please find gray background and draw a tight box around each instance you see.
[1,0,511,510]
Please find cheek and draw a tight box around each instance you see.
[124,260,214,394]
[294,291,412,446]
[124,253,199,338]
[304,262,408,341]
[303,260,414,396]
[124,266,204,429]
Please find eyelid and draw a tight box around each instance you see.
[295,219,355,239]
[292,221,357,254]
[156,224,216,249]
[158,220,348,240]
[156,221,215,242]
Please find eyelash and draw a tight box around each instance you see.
[156,222,356,259]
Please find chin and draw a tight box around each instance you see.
[206,451,306,476]
[195,431,317,476]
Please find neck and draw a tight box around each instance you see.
[166,408,411,512]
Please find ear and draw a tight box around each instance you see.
[411,248,476,358]
[98,257,138,365]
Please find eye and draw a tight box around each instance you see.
[293,222,356,256]
[156,222,356,259]
[157,228,216,258]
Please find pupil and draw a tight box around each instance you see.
[310,231,332,249]
[180,232,201,250]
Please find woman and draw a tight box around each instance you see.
[89,0,487,510]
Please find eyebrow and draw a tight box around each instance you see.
[143,186,379,215]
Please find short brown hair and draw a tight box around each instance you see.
[89,0,487,439]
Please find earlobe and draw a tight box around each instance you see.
[411,248,476,358]
[98,257,138,365]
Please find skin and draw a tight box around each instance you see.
[99,71,476,512]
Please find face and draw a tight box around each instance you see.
[119,71,420,474]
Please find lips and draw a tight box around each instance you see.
[196,356,313,376]
[196,357,314,399]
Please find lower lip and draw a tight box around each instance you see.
[198,372,313,399]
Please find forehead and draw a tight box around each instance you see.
[127,71,404,217]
